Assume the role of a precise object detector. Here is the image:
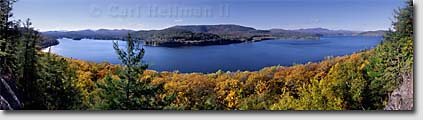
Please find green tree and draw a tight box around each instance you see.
[1,0,83,110]
[96,33,167,110]
[36,51,83,110]
[0,0,20,78]
[16,19,45,109]
[364,0,413,109]
[95,73,126,109]
[16,20,83,109]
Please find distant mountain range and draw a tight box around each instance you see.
[41,24,387,47]
[293,28,358,36]
[292,28,387,37]
[43,29,135,40]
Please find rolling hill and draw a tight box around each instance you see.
[41,25,386,47]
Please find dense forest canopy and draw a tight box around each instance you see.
[0,0,413,110]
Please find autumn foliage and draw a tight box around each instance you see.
[60,50,379,110]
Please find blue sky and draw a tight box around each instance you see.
[12,0,405,31]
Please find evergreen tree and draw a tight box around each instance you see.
[364,0,413,109]
[0,0,20,78]
[16,19,45,109]
[37,51,83,110]
[95,73,126,109]
[97,33,165,110]
[1,0,24,110]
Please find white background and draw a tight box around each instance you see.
[1,0,422,120]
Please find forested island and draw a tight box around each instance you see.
[1,0,413,110]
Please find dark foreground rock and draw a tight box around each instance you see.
[0,77,22,110]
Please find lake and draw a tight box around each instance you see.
[46,36,383,73]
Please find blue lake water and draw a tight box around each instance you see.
[47,36,383,73]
